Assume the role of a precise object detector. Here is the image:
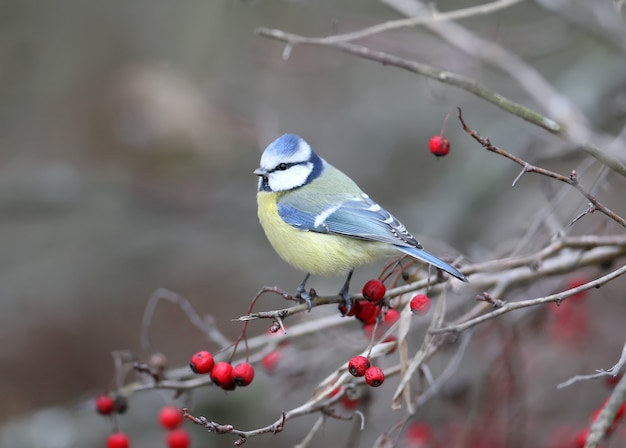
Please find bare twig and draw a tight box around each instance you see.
[383,0,626,176]
[457,108,626,228]
[558,340,626,388]
[256,28,560,133]
[141,288,231,353]
[266,0,525,46]
[431,261,626,335]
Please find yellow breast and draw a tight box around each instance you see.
[257,191,389,277]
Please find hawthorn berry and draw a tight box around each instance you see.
[338,301,358,317]
[405,421,433,445]
[355,301,379,325]
[383,308,400,326]
[410,294,431,315]
[329,385,343,398]
[166,429,190,448]
[261,350,282,374]
[158,405,183,430]
[574,428,588,448]
[362,279,386,302]
[566,277,589,302]
[113,394,128,414]
[348,355,371,377]
[606,373,623,388]
[232,362,255,387]
[340,394,360,410]
[365,366,385,387]
[210,362,234,387]
[107,432,130,448]
[189,350,214,374]
[221,381,237,391]
[95,394,115,415]
[429,135,450,157]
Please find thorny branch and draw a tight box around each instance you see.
[108,234,626,443]
[457,108,626,228]
[256,27,560,135]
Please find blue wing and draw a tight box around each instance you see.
[277,192,467,281]
[277,192,422,248]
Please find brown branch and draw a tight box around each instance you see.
[382,0,626,177]
[431,261,626,335]
[457,108,626,228]
[256,28,560,134]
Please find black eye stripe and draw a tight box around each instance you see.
[270,161,301,173]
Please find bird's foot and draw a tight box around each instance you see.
[295,288,316,311]
[339,290,352,315]
[338,269,354,315]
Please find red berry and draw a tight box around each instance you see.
[190,350,214,374]
[158,405,183,430]
[329,385,343,398]
[566,277,589,302]
[232,362,255,387]
[405,421,433,445]
[362,279,386,302]
[95,394,115,415]
[107,432,130,448]
[338,301,358,317]
[548,302,589,346]
[574,428,588,448]
[340,394,360,410]
[166,429,190,448]
[383,309,400,326]
[355,301,379,325]
[210,362,234,387]
[261,351,282,374]
[365,366,385,387]
[429,135,450,157]
[605,373,623,388]
[348,355,371,377]
[221,380,237,391]
[410,294,431,315]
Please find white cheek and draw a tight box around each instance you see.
[269,164,311,191]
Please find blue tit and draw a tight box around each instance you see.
[254,134,467,310]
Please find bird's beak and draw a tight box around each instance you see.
[253,168,267,176]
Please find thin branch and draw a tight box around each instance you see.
[141,288,231,353]
[256,28,560,134]
[558,340,626,388]
[382,0,626,177]
[584,373,626,448]
[457,108,626,228]
[431,262,626,335]
[267,0,525,46]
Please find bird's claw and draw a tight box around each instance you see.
[340,290,352,315]
[295,288,315,311]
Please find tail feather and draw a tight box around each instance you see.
[396,246,467,282]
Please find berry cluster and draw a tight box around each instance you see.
[99,401,190,447]
[159,406,189,448]
[190,350,255,390]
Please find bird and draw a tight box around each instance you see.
[254,134,466,311]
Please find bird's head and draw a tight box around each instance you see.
[254,134,324,192]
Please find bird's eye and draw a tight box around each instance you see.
[277,163,288,171]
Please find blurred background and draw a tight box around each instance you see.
[0,0,625,447]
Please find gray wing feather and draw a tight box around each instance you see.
[277,193,422,249]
